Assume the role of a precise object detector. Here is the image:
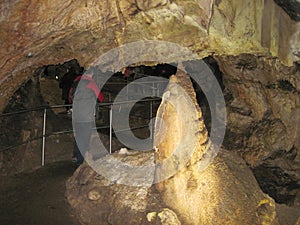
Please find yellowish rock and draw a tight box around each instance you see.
[158,208,181,225]
[146,211,157,222]
[88,189,101,201]
[154,69,279,225]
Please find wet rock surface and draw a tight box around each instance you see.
[216,55,300,206]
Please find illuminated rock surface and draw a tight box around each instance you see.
[66,150,280,225]
[66,71,279,224]
[154,70,278,225]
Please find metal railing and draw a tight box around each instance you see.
[0,98,161,166]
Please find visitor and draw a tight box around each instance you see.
[71,66,105,167]
[59,67,77,113]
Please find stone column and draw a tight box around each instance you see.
[154,69,278,225]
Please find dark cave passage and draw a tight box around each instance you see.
[0,56,299,224]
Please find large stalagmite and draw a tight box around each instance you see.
[154,69,279,225]
[66,69,279,225]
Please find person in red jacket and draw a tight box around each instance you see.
[68,74,105,104]
[71,67,105,166]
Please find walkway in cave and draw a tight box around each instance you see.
[0,160,299,225]
[0,161,80,225]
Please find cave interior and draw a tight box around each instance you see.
[0,0,299,224]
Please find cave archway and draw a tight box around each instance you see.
[2,56,299,207]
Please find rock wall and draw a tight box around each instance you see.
[0,76,46,174]
[0,0,299,111]
[215,55,300,205]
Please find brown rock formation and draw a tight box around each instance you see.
[0,0,299,111]
[66,150,279,224]
[66,69,279,224]
[154,69,278,225]
[216,55,300,205]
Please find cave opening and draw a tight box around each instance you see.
[0,59,85,175]
[0,58,225,171]
[0,55,299,223]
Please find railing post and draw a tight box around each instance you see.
[42,107,47,166]
[152,81,155,96]
[109,105,112,154]
[96,102,100,120]
[150,99,153,146]
[126,79,129,101]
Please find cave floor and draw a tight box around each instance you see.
[0,160,299,225]
[0,160,80,225]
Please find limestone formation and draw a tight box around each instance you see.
[154,69,279,225]
[66,70,280,225]
[66,149,280,224]
[0,0,299,111]
[216,55,300,205]
[154,69,210,183]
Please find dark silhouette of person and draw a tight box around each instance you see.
[59,67,77,112]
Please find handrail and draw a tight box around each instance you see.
[0,98,161,117]
[105,80,168,85]
[0,124,151,153]
[0,98,160,162]
[0,104,72,117]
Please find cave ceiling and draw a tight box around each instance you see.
[0,0,299,111]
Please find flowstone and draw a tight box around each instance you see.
[66,70,279,224]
